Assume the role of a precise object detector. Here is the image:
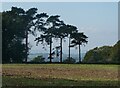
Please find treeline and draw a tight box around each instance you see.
[83,41,120,64]
[2,7,88,63]
[3,7,119,64]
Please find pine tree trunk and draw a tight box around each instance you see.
[79,44,81,63]
[25,29,28,63]
[69,37,70,61]
[60,38,62,63]
[50,37,52,63]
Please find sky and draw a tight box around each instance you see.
[1,2,118,54]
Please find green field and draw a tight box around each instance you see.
[2,64,119,87]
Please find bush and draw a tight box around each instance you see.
[30,55,45,63]
[63,57,76,64]
[83,41,120,64]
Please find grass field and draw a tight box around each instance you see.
[2,64,119,87]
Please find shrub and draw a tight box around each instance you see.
[30,55,45,63]
[63,57,76,64]
[83,40,120,64]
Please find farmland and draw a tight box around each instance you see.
[2,64,119,87]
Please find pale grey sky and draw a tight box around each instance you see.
[2,2,118,54]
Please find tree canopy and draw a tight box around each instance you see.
[70,32,88,63]
[2,7,26,63]
[2,7,39,63]
[83,40,120,64]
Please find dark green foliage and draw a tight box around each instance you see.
[35,15,65,63]
[54,24,77,39]
[71,32,88,46]
[2,7,26,63]
[2,7,38,63]
[63,57,76,64]
[0,12,2,63]
[23,7,38,62]
[70,32,88,63]
[110,40,120,63]
[83,40,120,64]
[0,12,2,28]
[56,24,78,63]
[30,55,45,63]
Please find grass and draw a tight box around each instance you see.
[3,76,119,87]
[2,64,119,87]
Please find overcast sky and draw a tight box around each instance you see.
[2,2,118,54]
